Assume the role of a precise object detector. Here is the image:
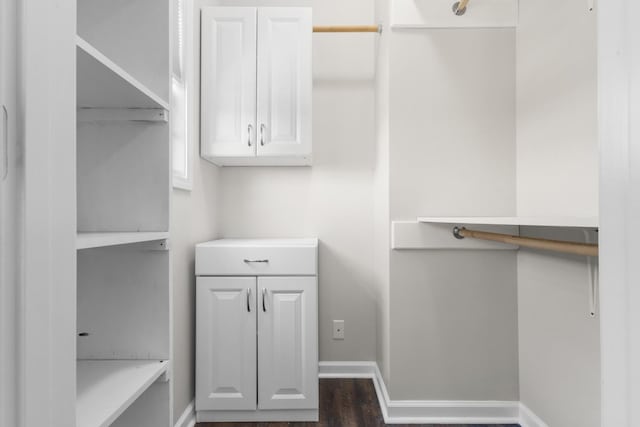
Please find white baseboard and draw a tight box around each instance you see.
[319,361,378,378]
[186,361,549,426]
[319,361,521,424]
[519,402,550,427]
[174,401,196,427]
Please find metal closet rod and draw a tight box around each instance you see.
[313,25,382,33]
[453,227,599,257]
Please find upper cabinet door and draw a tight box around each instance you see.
[196,277,257,411]
[201,7,257,161]
[256,8,312,159]
[258,276,318,410]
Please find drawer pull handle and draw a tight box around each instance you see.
[243,259,269,263]
[247,287,252,312]
[260,123,266,146]
[262,288,267,312]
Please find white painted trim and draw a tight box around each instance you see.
[172,0,194,191]
[598,0,640,424]
[391,221,519,250]
[192,361,550,425]
[318,361,521,424]
[197,409,318,422]
[318,361,378,378]
[174,400,196,427]
[519,403,549,427]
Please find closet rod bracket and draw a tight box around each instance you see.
[453,226,466,239]
[452,0,469,16]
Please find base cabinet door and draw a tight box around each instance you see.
[196,277,257,411]
[257,276,318,410]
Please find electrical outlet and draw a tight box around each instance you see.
[333,320,345,340]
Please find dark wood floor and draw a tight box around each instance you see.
[197,378,521,427]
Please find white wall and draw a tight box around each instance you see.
[516,0,600,425]
[518,229,600,427]
[170,2,221,420]
[516,0,598,217]
[385,28,519,400]
[171,161,219,422]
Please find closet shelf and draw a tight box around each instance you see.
[76,232,169,250]
[417,216,599,228]
[76,36,169,110]
[76,359,168,427]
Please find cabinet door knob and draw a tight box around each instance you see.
[262,288,267,312]
[247,124,253,147]
[247,287,252,312]
[260,124,266,146]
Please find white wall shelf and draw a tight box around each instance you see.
[76,359,168,427]
[417,216,599,228]
[390,0,518,29]
[77,36,169,110]
[76,232,169,250]
[77,108,168,123]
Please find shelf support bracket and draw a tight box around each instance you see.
[583,229,599,317]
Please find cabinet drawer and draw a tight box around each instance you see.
[196,239,317,276]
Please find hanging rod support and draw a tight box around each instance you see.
[452,0,470,15]
[452,226,599,257]
[313,25,382,33]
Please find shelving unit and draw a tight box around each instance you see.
[417,216,599,228]
[75,0,171,425]
[76,360,168,427]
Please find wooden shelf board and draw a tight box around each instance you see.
[76,36,169,110]
[76,359,168,427]
[417,216,599,228]
[76,232,169,250]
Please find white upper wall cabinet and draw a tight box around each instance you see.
[201,7,312,166]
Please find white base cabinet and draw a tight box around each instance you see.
[196,239,318,422]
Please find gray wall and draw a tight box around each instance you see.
[516,0,600,425]
[385,28,520,400]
